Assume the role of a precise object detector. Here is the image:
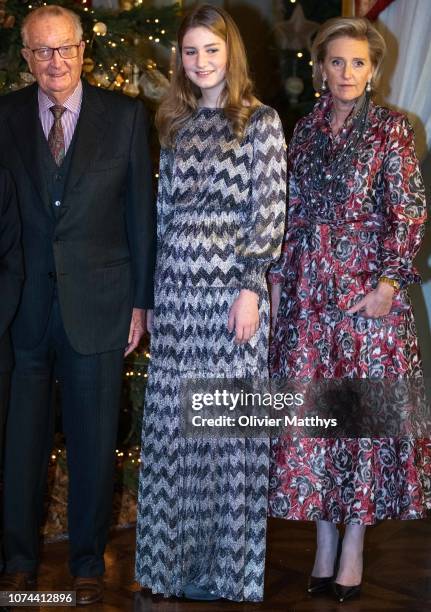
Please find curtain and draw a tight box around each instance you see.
[355,0,395,19]
[374,0,431,160]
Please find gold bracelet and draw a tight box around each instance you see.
[379,276,400,292]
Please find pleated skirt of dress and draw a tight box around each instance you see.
[135,286,271,602]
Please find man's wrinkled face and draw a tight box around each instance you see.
[22,15,84,103]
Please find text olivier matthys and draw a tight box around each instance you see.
[190,390,338,429]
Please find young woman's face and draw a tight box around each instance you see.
[321,36,373,104]
[181,26,227,99]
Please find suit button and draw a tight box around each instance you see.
[54,200,61,207]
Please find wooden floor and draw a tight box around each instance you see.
[20,517,431,612]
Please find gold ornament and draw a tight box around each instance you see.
[82,58,95,73]
[93,22,108,37]
[120,0,133,10]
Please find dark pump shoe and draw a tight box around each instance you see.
[333,582,361,603]
[307,574,333,595]
[72,576,104,606]
[307,537,343,595]
[0,571,37,590]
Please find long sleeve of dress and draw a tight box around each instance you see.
[379,115,427,287]
[237,107,287,297]
[267,122,300,286]
[156,148,173,246]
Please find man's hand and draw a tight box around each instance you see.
[346,282,395,318]
[228,289,259,344]
[125,308,146,356]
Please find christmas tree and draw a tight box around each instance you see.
[0,0,180,99]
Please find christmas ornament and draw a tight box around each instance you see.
[93,21,108,37]
[82,58,95,73]
[274,4,319,51]
[123,64,139,97]
[285,75,304,104]
[138,68,169,102]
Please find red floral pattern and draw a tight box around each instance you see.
[268,94,431,524]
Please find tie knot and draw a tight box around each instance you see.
[50,105,66,120]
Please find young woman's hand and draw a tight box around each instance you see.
[228,289,259,344]
[346,282,395,318]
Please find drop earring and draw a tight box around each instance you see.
[321,78,327,91]
[366,79,372,93]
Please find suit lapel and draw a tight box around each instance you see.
[7,83,50,209]
[63,81,110,200]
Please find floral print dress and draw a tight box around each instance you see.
[268,94,431,524]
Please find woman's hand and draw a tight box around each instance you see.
[346,282,395,318]
[228,289,259,344]
[270,283,282,333]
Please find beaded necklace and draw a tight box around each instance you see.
[311,92,370,196]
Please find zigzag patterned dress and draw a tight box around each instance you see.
[135,105,286,601]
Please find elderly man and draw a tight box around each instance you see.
[0,5,155,605]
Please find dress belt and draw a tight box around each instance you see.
[288,214,385,232]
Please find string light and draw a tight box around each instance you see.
[297,52,303,58]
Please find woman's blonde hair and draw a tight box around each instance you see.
[311,17,386,91]
[156,3,259,148]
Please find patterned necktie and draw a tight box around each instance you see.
[48,105,66,166]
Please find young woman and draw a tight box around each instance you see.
[135,4,286,602]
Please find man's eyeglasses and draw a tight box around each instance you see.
[27,44,82,62]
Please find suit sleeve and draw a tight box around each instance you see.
[0,168,23,337]
[379,115,427,288]
[126,100,157,309]
[237,107,287,298]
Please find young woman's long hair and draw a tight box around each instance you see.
[156,4,259,148]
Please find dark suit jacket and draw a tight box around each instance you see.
[0,80,156,355]
[0,167,23,371]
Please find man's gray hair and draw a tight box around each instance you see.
[21,5,83,47]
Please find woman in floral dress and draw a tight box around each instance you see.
[269,17,430,603]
